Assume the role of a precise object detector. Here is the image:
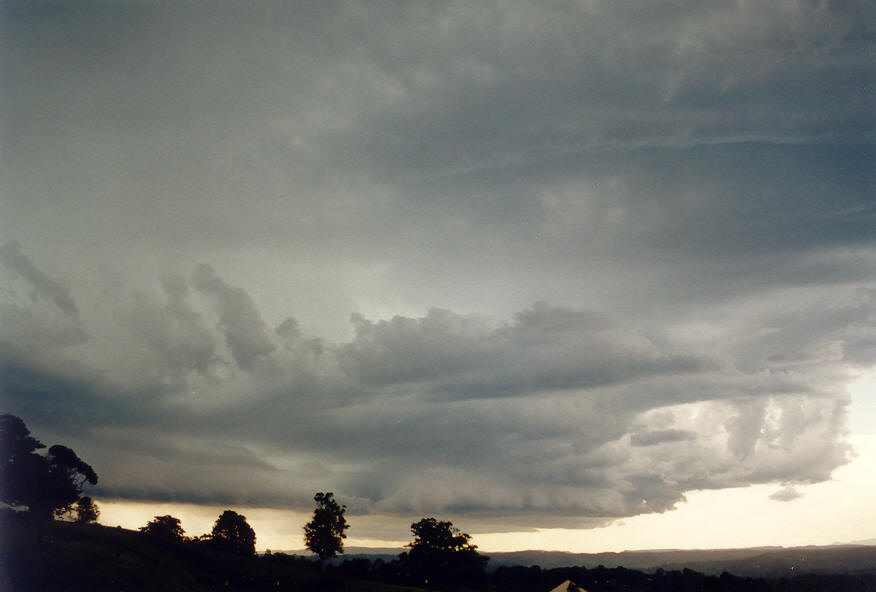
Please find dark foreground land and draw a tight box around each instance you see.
[0,516,413,592]
[1,516,875,591]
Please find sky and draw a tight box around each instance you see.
[1,0,874,553]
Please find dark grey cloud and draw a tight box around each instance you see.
[190,264,275,372]
[0,242,88,351]
[0,241,78,316]
[0,0,872,535]
[337,303,704,399]
[120,274,217,384]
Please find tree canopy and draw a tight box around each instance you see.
[72,496,100,524]
[401,517,488,590]
[0,414,98,521]
[139,515,186,542]
[408,517,477,554]
[209,510,256,556]
[303,492,349,562]
[0,414,44,460]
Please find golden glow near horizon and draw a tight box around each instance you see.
[97,502,315,553]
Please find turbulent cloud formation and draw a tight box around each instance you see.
[190,264,275,372]
[0,242,79,316]
[337,304,704,397]
[0,0,873,538]
[0,250,868,533]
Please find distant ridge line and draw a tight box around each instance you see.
[272,543,876,577]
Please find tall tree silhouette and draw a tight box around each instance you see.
[209,510,256,555]
[0,414,97,521]
[304,492,349,565]
[400,517,487,590]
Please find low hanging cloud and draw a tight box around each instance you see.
[0,252,864,533]
[769,486,803,502]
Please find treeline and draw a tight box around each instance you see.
[138,510,258,555]
[138,508,487,589]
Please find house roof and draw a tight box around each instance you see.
[546,580,587,592]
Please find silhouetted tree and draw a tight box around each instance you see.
[41,445,98,518]
[209,510,256,555]
[400,517,487,590]
[0,414,45,509]
[0,414,97,521]
[72,496,99,524]
[139,515,186,542]
[0,414,44,461]
[304,492,349,565]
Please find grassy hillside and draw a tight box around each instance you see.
[0,517,422,592]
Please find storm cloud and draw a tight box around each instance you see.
[0,0,872,537]
[0,242,79,316]
[0,252,867,532]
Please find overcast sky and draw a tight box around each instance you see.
[1,0,874,550]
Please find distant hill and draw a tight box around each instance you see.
[700,545,876,578]
[321,544,876,578]
[482,545,876,577]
